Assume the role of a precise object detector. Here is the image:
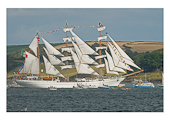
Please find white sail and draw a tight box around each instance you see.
[61,47,74,53]
[105,50,126,73]
[63,37,74,42]
[29,36,38,56]
[70,49,99,76]
[43,47,64,65]
[104,58,119,75]
[42,37,64,56]
[42,56,65,78]
[97,26,106,31]
[69,29,99,55]
[61,56,73,62]
[108,43,133,72]
[97,36,107,42]
[107,34,134,62]
[108,42,141,70]
[60,65,75,70]
[20,51,39,74]
[63,28,73,32]
[72,41,98,65]
[95,55,106,60]
[95,64,105,68]
[95,46,107,51]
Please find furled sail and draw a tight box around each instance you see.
[61,56,73,62]
[63,37,74,42]
[108,42,141,70]
[20,51,39,74]
[69,29,99,55]
[70,49,99,76]
[105,50,126,73]
[29,36,38,56]
[43,47,64,65]
[42,37,64,56]
[108,43,133,72]
[97,26,106,31]
[95,64,105,68]
[72,41,98,65]
[104,58,119,75]
[95,55,106,60]
[95,47,107,51]
[97,36,107,42]
[107,34,134,62]
[42,56,65,78]
[60,65,75,70]
[61,47,74,53]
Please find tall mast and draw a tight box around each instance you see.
[96,22,107,77]
[99,31,102,76]
[37,32,41,78]
[66,30,69,82]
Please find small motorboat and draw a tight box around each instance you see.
[133,81,155,88]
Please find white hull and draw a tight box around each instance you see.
[15,77,125,88]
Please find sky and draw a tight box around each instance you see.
[7,8,163,45]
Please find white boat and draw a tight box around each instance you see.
[133,82,155,88]
[133,74,155,88]
[15,23,142,88]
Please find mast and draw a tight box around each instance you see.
[97,22,106,76]
[99,31,102,76]
[66,30,69,82]
[37,32,41,78]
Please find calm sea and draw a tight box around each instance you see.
[7,83,163,112]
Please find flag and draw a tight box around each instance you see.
[18,71,20,74]
[25,54,28,58]
[66,23,68,28]
[13,72,15,74]
[21,50,25,57]
[101,24,103,27]
[99,22,101,26]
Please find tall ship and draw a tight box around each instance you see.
[15,23,143,88]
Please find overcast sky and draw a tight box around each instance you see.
[7,8,163,45]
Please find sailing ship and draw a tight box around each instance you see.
[15,23,142,88]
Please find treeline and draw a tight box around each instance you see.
[132,49,163,72]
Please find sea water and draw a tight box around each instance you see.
[7,83,163,112]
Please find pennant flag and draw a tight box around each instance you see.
[18,71,20,74]
[13,72,15,75]
[101,24,103,27]
[99,22,101,26]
